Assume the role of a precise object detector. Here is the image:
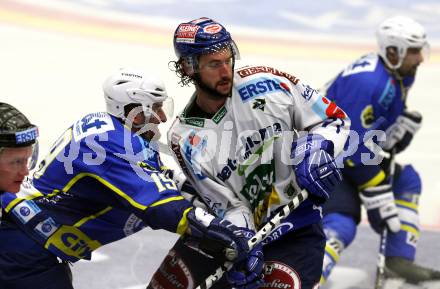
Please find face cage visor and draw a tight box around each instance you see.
[182,40,240,75]
[125,97,174,130]
[387,41,430,70]
[0,126,39,171]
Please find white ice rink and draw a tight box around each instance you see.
[1,1,439,288]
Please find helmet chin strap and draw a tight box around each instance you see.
[383,62,404,80]
[132,123,145,129]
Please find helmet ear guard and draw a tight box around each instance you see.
[376,16,429,69]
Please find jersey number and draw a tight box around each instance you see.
[151,173,177,192]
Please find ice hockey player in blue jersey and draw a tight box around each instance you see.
[319,16,440,286]
[0,68,259,289]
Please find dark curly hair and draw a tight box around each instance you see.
[168,59,194,87]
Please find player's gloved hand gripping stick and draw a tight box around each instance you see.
[196,189,309,289]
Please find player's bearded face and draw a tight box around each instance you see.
[196,49,234,99]
[399,47,424,77]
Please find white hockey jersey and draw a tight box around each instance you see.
[168,65,350,238]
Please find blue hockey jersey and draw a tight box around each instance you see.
[1,112,192,262]
[323,53,415,187]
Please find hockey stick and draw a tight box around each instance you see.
[375,226,388,289]
[374,149,396,289]
[196,189,309,289]
[196,117,389,289]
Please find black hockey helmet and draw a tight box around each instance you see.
[0,102,39,148]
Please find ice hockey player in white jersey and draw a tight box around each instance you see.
[147,17,350,289]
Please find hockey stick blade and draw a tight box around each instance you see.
[195,189,308,289]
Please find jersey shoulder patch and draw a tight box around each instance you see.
[72,112,115,142]
[341,53,379,77]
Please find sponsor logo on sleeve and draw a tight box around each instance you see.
[12,200,41,224]
[319,97,347,119]
[378,78,396,110]
[181,131,207,180]
[34,217,58,238]
[300,84,316,101]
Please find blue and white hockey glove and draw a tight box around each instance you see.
[226,228,264,289]
[383,110,422,154]
[291,134,342,203]
[186,207,252,263]
[360,183,401,234]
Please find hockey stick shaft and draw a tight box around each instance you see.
[375,228,388,289]
[196,189,309,289]
[374,149,396,289]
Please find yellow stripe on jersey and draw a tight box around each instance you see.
[5,188,44,213]
[325,243,341,262]
[358,170,386,190]
[176,207,193,235]
[62,173,149,210]
[74,206,113,227]
[345,159,355,167]
[396,199,418,211]
[150,196,185,207]
[401,224,420,238]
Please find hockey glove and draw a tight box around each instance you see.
[186,207,251,263]
[291,134,342,204]
[383,110,422,154]
[360,183,401,234]
[226,228,264,289]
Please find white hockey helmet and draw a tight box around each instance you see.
[376,16,429,69]
[103,67,173,122]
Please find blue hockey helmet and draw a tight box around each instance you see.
[173,17,239,74]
